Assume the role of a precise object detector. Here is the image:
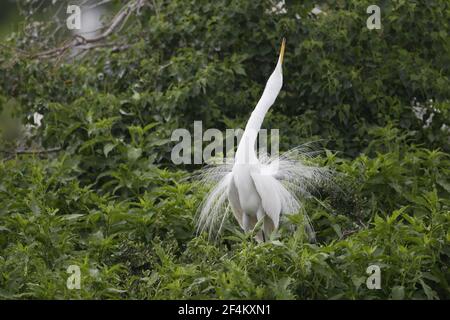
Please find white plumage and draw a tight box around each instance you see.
[196,39,331,241]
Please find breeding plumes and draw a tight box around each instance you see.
[196,39,331,242]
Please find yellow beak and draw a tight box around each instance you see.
[279,38,286,64]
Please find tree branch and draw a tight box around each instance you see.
[1,147,62,155]
[28,0,146,60]
[1,147,62,161]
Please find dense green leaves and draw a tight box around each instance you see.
[0,0,449,299]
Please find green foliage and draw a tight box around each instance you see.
[0,0,449,299]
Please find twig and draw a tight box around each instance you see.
[342,229,360,237]
[1,147,62,155]
[152,0,160,17]
[69,43,131,59]
[86,0,114,10]
[0,43,28,55]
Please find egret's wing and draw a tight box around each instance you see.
[259,146,332,199]
[196,172,233,237]
[250,171,283,228]
[227,174,244,228]
[253,166,317,240]
[256,146,333,241]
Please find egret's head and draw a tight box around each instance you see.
[265,38,285,95]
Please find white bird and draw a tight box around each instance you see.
[196,39,331,242]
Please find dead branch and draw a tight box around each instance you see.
[28,0,146,60]
[1,147,62,161]
[1,147,62,155]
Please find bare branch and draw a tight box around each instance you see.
[85,0,115,10]
[1,147,62,155]
[27,0,147,60]
[1,147,62,161]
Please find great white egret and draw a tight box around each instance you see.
[196,39,331,242]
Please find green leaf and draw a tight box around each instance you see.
[127,147,142,161]
[391,286,405,300]
[62,214,85,221]
[419,280,438,300]
[332,224,343,238]
[103,143,116,157]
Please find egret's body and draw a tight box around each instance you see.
[197,39,330,241]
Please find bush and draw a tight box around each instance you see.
[0,0,448,299]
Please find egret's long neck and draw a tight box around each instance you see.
[235,61,283,164]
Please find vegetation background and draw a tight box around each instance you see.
[0,0,449,299]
